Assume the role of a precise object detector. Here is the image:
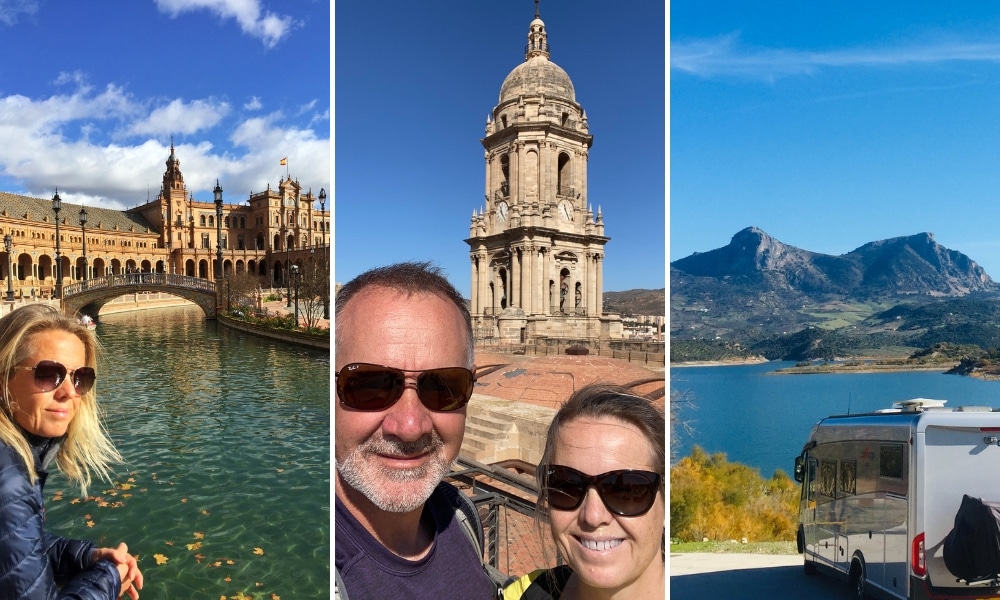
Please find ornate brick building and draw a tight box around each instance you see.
[465,7,621,343]
[0,144,328,297]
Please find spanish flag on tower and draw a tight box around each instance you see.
[280,157,287,166]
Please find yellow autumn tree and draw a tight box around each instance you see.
[670,445,799,542]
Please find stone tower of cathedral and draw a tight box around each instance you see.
[466,4,620,344]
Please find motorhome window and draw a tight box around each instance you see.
[880,444,903,479]
[819,460,837,497]
[839,460,857,495]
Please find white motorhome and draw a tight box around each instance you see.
[794,399,1000,600]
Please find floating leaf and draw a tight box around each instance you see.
[201,509,211,515]
[194,532,205,539]
[271,594,280,600]
[253,547,265,556]
[181,498,188,503]
[153,554,169,565]
[226,559,235,565]
[194,553,205,563]
[186,542,202,551]
[86,520,95,528]
[165,541,175,546]
[120,483,134,491]
[223,576,232,583]
[70,498,81,505]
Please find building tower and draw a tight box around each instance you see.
[466,5,618,344]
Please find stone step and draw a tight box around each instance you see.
[461,431,495,462]
[468,412,513,431]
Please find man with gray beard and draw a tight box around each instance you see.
[334,262,497,599]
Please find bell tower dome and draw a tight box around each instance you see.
[466,2,614,344]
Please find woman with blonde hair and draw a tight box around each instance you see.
[0,304,143,599]
[505,383,665,599]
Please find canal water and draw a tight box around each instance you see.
[43,305,330,598]
[671,362,1000,479]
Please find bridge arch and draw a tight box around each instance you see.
[61,273,217,319]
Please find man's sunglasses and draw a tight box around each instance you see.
[542,464,662,517]
[335,362,475,412]
[13,360,96,395]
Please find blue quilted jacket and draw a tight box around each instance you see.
[0,437,120,599]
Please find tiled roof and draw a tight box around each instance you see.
[0,191,157,235]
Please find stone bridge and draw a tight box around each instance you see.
[62,273,217,319]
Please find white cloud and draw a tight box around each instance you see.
[672,33,1000,81]
[0,85,328,211]
[0,0,39,26]
[244,96,263,111]
[128,98,230,136]
[154,0,295,48]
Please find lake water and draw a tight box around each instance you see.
[670,362,1000,478]
[43,305,330,598]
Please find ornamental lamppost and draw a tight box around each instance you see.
[79,207,88,282]
[213,180,223,281]
[285,221,292,308]
[51,190,62,299]
[317,188,329,320]
[318,188,327,250]
[4,235,13,302]
[291,263,300,329]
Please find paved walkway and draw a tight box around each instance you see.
[671,552,803,575]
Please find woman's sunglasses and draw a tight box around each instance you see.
[542,464,662,517]
[335,362,475,412]
[14,360,96,395]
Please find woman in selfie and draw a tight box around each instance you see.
[0,304,143,599]
[504,383,665,599]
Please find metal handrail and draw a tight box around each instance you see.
[447,456,541,572]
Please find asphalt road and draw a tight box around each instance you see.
[670,553,851,599]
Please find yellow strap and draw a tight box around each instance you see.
[502,569,547,600]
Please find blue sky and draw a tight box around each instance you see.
[0,0,329,211]
[334,1,666,298]
[672,3,1000,279]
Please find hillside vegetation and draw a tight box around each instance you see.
[671,227,1000,363]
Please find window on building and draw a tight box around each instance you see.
[200,215,206,226]
[237,234,245,250]
[201,234,210,249]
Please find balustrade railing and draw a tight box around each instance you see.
[63,273,216,296]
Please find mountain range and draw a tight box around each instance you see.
[671,227,1000,360]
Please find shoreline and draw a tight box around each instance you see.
[671,358,769,368]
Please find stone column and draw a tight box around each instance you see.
[532,245,542,316]
[470,256,479,316]
[596,253,604,316]
[480,252,489,315]
[511,143,520,204]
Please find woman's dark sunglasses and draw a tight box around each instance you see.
[542,464,662,517]
[14,360,96,395]
[335,362,475,412]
